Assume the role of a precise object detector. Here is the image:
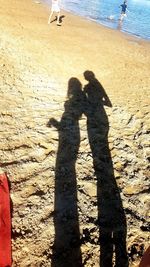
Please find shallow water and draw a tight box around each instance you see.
[44,0,150,40]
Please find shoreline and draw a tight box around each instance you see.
[1,0,150,104]
[41,0,150,42]
[63,8,150,42]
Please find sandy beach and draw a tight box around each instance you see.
[1,0,150,100]
[0,0,150,266]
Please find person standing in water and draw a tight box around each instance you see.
[119,1,128,21]
[48,0,61,26]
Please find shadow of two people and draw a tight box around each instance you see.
[47,71,128,267]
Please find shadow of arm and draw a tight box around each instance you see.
[102,88,112,107]
[47,118,60,129]
[103,95,112,107]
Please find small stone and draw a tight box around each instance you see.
[114,162,124,171]
[123,185,143,195]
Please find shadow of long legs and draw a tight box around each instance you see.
[49,78,85,267]
[84,70,128,267]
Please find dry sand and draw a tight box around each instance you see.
[0,0,150,266]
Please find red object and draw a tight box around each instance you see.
[139,246,150,267]
[0,172,12,267]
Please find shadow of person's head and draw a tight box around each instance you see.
[83,70,112,108]
[67,77,82,100]
[84,70,95,82]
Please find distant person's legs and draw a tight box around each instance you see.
[48,11,53,24]
[57,12,60,25]
[48,11,61,25]
[120,13,126,21]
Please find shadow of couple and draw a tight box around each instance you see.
[47,70,128,267]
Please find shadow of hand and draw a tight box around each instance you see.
[47,118,59,128]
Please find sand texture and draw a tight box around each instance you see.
[0,0,150,266]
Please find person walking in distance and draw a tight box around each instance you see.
[119,0,128,21]
[48,0,61,26]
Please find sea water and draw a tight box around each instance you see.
[45,0,150,40]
